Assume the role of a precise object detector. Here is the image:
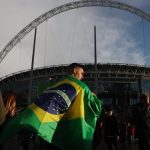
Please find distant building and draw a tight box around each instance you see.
[0,63,150,107]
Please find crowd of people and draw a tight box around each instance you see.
[93,93,150,150]
[0,63,150,150]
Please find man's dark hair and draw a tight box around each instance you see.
[68,63,84,73]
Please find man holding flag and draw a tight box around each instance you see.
[0,63,103,150]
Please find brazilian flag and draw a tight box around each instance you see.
[0,75,102,150]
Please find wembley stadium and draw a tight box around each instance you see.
[0,63,150,107]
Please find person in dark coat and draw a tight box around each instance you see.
[132,94,150,150]
[101,106,119,150]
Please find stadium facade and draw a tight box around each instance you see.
[0,63,150,107]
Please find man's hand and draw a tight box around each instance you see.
[92,92,96,96]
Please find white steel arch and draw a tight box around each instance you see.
[0,0,150,63]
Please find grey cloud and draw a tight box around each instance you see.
[0,0,149,78]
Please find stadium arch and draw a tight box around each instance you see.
[0,1,150,107]
[0,0,150,63]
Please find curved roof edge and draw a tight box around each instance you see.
[1,63,150,84]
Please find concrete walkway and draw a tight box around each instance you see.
[96,142,138,150]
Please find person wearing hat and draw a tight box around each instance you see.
[100,106,119,150]
[132,94,150,150]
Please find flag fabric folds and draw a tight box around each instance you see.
[0,75,103,150]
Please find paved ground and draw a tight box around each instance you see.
[97,142,138,150]
[3,139,138,150]
[2,134,139,150]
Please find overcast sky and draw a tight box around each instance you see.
[0,0,150,78]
